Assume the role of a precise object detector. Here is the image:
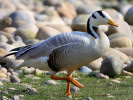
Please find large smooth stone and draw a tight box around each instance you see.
[71,14,91,32]
[9,10,35,27]
[100,55,123,76]
[17,23,38,34]
[0,43,15,52]
[0,48,7,56]
[0,35,8,43]
[56,1,77,20]
[105,9,133,38]
[0,31,13,40]
[87,58,103,71]
[103,48,129,62]
[0,17,12,30]
[125,6,133,25]
[14,29,37,42]
[36,16,66,27]
[110,37,132,48]
[117,47,133,57]
[76,4,101,14]
[43,0,62,6]
[48,25,72,33]
[36,26,60,40]
[41,7,59,17]
[3,27,16,34]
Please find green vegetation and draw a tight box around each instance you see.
[0,71,133,100]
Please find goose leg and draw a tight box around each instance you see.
[65,81,71,95]
[50,75,84,88]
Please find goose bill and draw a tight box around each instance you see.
[108,19,118,27]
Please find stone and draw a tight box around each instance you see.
[10,75,21,83]
[104,9,133,38]
[71,14,91,32]
[110,37,132,48]
[0,67,7,73]
[76,4,101,14]
[15,70,23,75]
[9,10,35,27]
[14,29,37,42]
[8,88,16,91]
[79,66,92,74]
[0,17,12,30]
[120,4,132,16]
[71,86,79,93]
[41,7,59,17]
[26,87,38,94]
[67,95,72,99]
[0,73,7,78]
[44,80,58,85]
[24,67,35,74]
[48,25,72,33]
[38,15,66,26]
[56,1,77,20]
[2,96,10,100]
[111,79,121,83]
[96,73,109,79]
[12,95,24,100]
[14,36,23,42]
[0,35,8,43]
[12,41,25,47]
[0,56,23,69]
[124,61,133,72]
[0,78,10,82]
[125,6,133,25]
[43,0,62,6]
[36,26,60,40]
[86,97,94,100]
[0,48,7,56]
[25,39,39,45]
[0,43,15,52]
[87,58,103,71]
[103,48,129,62]
[17,23,38,34]
[0,81,3,86]
[100,55,123,77]
[117,47,133,57]
[3,27,16,34]
[0,31,13,40]
[36,16,66,27]
[35,69,44,75]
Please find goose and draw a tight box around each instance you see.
[4,10,117,96]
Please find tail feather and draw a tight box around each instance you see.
[3,52,17,58]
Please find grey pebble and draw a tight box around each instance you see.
[10,75,21,83]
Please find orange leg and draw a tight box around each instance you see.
[65,81,71,95]
[50,75,84,88]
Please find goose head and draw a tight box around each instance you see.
[87,10,118,39]
[89,10,118,27]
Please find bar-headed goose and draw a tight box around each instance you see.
[4,10,117,96]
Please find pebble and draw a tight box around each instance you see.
[2,96,10,100]
[10,75,21,83]
[100,55,123,77]
[3,27,16,34]
[0,81,3,86]
[111,79,121,83]
[44,80,58,85]
[26,87,38,94]
[8,88,16,91]
[12,95,24,100]
[0,91,8,94]
[0,48,7,56]
[71,86,80,93]
[125,6,133,25]
[96,73,109,79]
[35,69,44,75]
[67,95,72,99]
[86,97,94,100]
[79,66,92,74]
[24,67,35,74]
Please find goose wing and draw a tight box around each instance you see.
[7,31,91,60]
